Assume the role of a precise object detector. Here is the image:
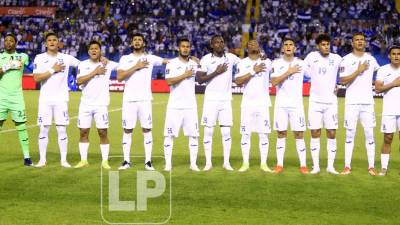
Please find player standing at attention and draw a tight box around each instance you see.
[196,35,240,171]
[0,33,32,166]
[117,33,168,170]
[74,40,117,169]
[234,40,272,172]
[339,32,380,176]
[304,34,342,174]
[163,38,200,171]
[374,45,400,176]
[33,32,80,168]
[271,37,309,174]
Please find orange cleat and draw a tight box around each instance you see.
[273,165,284,174]
[341,167,351,175]
[368,167,377,176]
[299,166,309,174]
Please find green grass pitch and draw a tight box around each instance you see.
[0,90,399,225]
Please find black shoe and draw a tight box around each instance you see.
[118,160,131,170]
[24,158,33,166]
[145,161,155,170]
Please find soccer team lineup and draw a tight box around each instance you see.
[1,30,400,178]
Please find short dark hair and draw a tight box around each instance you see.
[316,34,331,45]
[177,37,190,46]
[45,32,58,40]
[88,40,101,48]
[131,33,145,41]
[388,44,400,54]
[5,33,17,42]
[282,37,296,45]
[352,32,365,40]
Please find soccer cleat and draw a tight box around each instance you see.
[273,165,284,174]
[368,167,377,176]
[102,160,111,170]
[61,161,72,168]
[378,168,387,176]
[203,164,212,171]
[145,161,155,171]
[74,160,89,168]
[238,163,249,172]
[34,160,46,168]
[326,167,339,175]
[310,167,320,174]
[24,158,33,166]
[223,163,234,171]
[299,166,309,174]
[260,164,272,172]
[118,161,131,170]
[190,165,200,171]
[341,167,351,175]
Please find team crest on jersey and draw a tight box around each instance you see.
[279,66,284,70]
[329,59,334,66]
[313,60,318,63]
[339,66,344,73]
[165,69,170,74]
[34,63,37,69]
[246,65,251,68]
[211,61,216,64]
[351,61,356,66]
[177,66,182,70]
[15,55,22,60]
[57,58,64,64]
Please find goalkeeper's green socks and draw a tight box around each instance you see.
[16,123,30,159]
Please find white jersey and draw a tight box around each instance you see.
[199,52,240,101]
[33,52,80,103]
[304,51,342,104]
[117,53,163,102]
[376,64,400,115]
[235,57,272,108]
[339,52,379,105]
[165,57,199,109]
[77,59,118,106]
[271,57,306,108]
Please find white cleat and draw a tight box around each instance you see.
[203,164,212,171]
[61,161,71,168]
[378,168,387,176]
[238,163,249,172]
[35,160,47,168]
[223,164,234,171]
[310,167,320,174]
[145,161,155,171]
[190,165,200,171]
[118,161,131,170]
[326,167,339,175]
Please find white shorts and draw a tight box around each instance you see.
[201,100,232,127]
[240,106,271,134]
[381,115,400,133]
[273,106,306,131]
[78,104,109,129]
[164,108,199,137]
[344,104,375,129]
[37,102,69,126]
[308,102,338,130]
[122,101,152,129]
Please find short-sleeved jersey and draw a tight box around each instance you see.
[33,52,80,103]
[198,52,240,101]
[165,57,199,109]
[271,57,306,107]
[117,53,163,102]
[0,51,29,99]
[304,51,342,104]
[77,59,118,106]
[376,64,400,115]
[339,53,379,105]
[235,57,272,108]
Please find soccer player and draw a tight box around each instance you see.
[304,34,342,174]
[74,40,118,169]
[234,40,272,172]
[33,32,80,168]
[117,33,168,170]
[271,37,309,174]
[163,38,200,171]
[339,32,380,175]
[197,34,240,171]
[375,45,400,176]
[0,33,32,166]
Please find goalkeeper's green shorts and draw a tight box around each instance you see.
[0,97,27,123]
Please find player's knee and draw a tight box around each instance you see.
[364,128,374,141]
[142,128,151,133]
[277,131,287,138]
[204,126,214,137]
[220,126,231,138]
[0,120,5,127]
[311,129,321,138]
[326,129,336,139]
[384,133,394,144]
[97,129,108,138]
[241,134,250,144]
[294,131,303,139]
[80,128,90,137]
[15,122,26,131]
[259,133,269,142]
[124,128,133,134]
[346,129,356,142]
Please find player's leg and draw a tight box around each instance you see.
[255,107,271,172]
[183,108,200,171]
[95,106,111,169]
[239,107,252,172]
[290,108,308,174]
[163,108,182,171]
[119,101,137,170]
[201,101,218,171]
[139,101,154,170]
[9,104,32,166]
[342,104,359,175]
[324,104,339,174]
[273,107,288,173]
[54,103,70,168]
[360,105,376,175]
[36,103,53,167]
[219,101,233,170]
[75,104,92,168]
[378,115,396,176]
[308,102,323,174]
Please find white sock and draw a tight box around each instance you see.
[79,142,89,161]
[143,131,153,163]
[100,144,109,161]
[38,125,50,162]
[56,125,68,162]
[189,136,198,167]
[164,136,173,168]
[221,126,231,165]
[365,128,375,169]
[276,138,286,167]
[310,138,320,169]
[241,134,251,164]
[122,132,132,162]
[259,133,269,165]
[344,129,355,168]
[203,126,214,166]
[327,138,337,169]
[296,139,307,167]
[381,153,390,169]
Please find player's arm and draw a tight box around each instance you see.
[166,68,194,85]
[235,63,267,85]
[340,61,369,85]
[116,59,149,82]
[0,59,23,75]
[271,64,301,86]
[33,62,65,82]
[196,63,228,84]
[375,77,400,93]
[76,65,106,85]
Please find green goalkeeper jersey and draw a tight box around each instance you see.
[0,51,29,100]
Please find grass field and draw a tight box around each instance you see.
[0,90,399,225]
